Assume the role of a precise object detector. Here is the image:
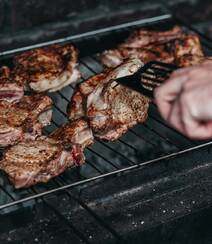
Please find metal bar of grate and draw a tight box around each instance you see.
[142,123,182,150]
[79,59,187,151]
[50,119,122,172]
[0,14,172,57]
[31,187,92,244]
[0,15,211,217]
[54,75,147,165]
[54,177,126,242]
[59,76,156,153]
[96,139,136,166]
[81,55,200,149]
[1,140,212,211]
[58,81,159,150]
[148,105,199,146]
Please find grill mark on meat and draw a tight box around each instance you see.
[0,94,52,147]
[68,59,150,141]
[100,26,205,68]
[0,66,24,102]
[14,44,80,92]
[0,119,93,188]
[50,119,94,149]
[120,26,183,48]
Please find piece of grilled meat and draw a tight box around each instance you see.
[50,119,94,148]
[120,25,183,48]
[68,58,150,141]
[0,94,52,147]
[0,119,93,188]
[100,26,204,68]
[14,44,80,92]
[0,66,24,102]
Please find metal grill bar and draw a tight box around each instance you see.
[0,14,172,57]
[0,15,211,232]
[148,106,198,147]
[31,187,92,244]
[54,177,125,242]
[96,139,136,166]
[79,58,186,152]
[1,140,212,211]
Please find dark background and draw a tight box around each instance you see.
[0,0,211,51]
[0,1,212,243]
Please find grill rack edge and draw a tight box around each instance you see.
[0,14,212,243]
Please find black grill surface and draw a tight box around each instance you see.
[0,15,212,244]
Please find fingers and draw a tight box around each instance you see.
[155,63,212,140]
[154,70,189,120]
[166,94,212,140]
[201,58,212,65]
[167,99,184,133]
[155,63,212,119]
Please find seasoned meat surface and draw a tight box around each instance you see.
[120,26,183,48]
[0,119,93,188]
[50,119,94,148]
[14,44,80,92]
[0,94,52,147]
[0,66,24,102]
[0,138,83,188]
[100,26,204,68]
[68,59,150,141]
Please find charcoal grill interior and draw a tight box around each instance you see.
[1,14,212,243]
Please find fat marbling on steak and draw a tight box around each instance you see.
[68,58,150,141]
[0,66,24,102]
[14,44,80,92]
[0,94,52,147]
[0,119,94,188]
[100,26,204,68]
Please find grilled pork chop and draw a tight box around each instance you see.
[14,44,80,92]
[0,119,93,188]
[68,58,150,141]
[120,26,183,48]
[0,94,52,147]
[50,119,94,148]
[100,26,204,68]
[0,66,24,102]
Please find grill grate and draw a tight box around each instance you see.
[0,14,212,243]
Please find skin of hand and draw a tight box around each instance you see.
[154,61,212,140]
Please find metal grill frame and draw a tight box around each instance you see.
[0,12,212,243]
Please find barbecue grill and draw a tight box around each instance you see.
[1,2,212,243]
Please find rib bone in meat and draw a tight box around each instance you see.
[68,58,150,141]
[0,119,94,188]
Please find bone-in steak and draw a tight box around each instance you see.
[0,119,93,188]
[68,58,150,141]
[100,26,204,68]
[0,66,24,102]
[14,44,80,92]
[50,119,94,148]
[0,94,52,147]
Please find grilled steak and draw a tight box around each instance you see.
[50,119,94,148]
[14,44,80,92]
[68,58,150,141]
[120,26,183,48]
[0,66,24,102]
[0,119,93,188]
[0,94,52,147]
[100,26,204,68]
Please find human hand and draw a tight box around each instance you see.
[154,62,212,139]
